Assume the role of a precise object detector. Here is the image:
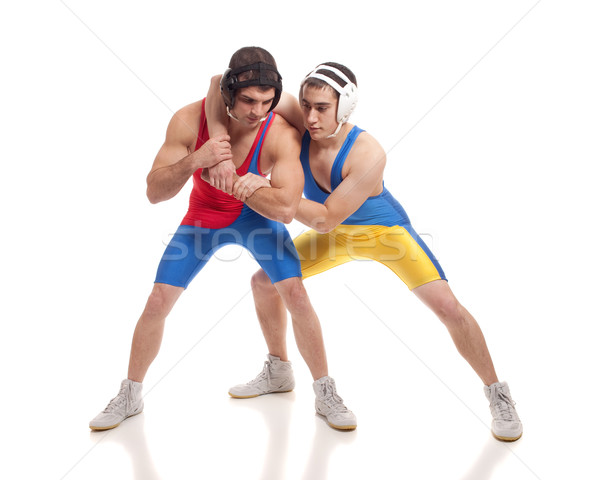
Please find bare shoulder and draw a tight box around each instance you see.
[271,114,302,142]
[258,114,302,174]
[182,100,204,116]
[263,114,302,156]
[166,100,203,148]
[346,129,386,171]
[353,130,385,158]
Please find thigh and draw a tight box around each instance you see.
[154,225,221,289]
[370,225,447,290]
[238,215,302,284]
[293,229,353,279]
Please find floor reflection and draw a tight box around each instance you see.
[228,392,295,480]
[301,416,357,480]
[90,413,161,480]
[460,436,513,480]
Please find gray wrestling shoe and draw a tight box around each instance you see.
[484,381,523,441]
[90,379,144,431]
[313,376,357,431]
[229,354,295,398]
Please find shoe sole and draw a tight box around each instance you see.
[492,431,522,442]
[228,389,294,399]
[316,413,357,431]
[327,422,357,431]
[89,410,143,431]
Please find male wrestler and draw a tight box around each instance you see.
[206,63,522,441]
[89,48,355,431]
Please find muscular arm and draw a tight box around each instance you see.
[205,75,230,137]
[204,78,305,194]
[273,92,305,134]
[295,134,386,233]
[146,105,231,204]
[240,121,303,223]
[202,74,237,192]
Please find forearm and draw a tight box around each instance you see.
[245,186,299,224]
[295,198,336,233]
[146,154,199,204]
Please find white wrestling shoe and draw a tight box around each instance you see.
[313,376,357,431]
[89,379,144,431]
[484,381,523,441]
[229,354,295,399]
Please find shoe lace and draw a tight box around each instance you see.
[491,390,518,421]
[247,361,272,386]
[320,382,349,412]
[103,384,129,413]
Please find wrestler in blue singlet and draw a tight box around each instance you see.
[296,126,446,289]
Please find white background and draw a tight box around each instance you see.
[1,1,599,479]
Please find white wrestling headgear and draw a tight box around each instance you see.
[301,64,358,137]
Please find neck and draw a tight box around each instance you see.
[228,115,263,139]
[313,123,352,150]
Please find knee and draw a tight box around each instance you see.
[278,279,311,312]
[432,297,464,327]
[144,284,175,318]
[251,270,275,296]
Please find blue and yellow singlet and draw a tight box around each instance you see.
[295,126,447,290]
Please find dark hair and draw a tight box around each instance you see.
[301,62,357,99]
[228,46,280,91]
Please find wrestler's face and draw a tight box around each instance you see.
[300,85,339,140]
[230,86,276,127]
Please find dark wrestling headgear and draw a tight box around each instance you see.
[220,62,283,112]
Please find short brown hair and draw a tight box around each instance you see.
[228,46,280,90]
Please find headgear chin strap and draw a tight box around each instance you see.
[226,106,268,123]
[220,62,282,112]
[301,64,358,138]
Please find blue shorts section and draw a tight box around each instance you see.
[404,224,447,282]
[155,206,301,288]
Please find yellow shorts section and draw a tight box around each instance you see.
[294,225,442,290]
